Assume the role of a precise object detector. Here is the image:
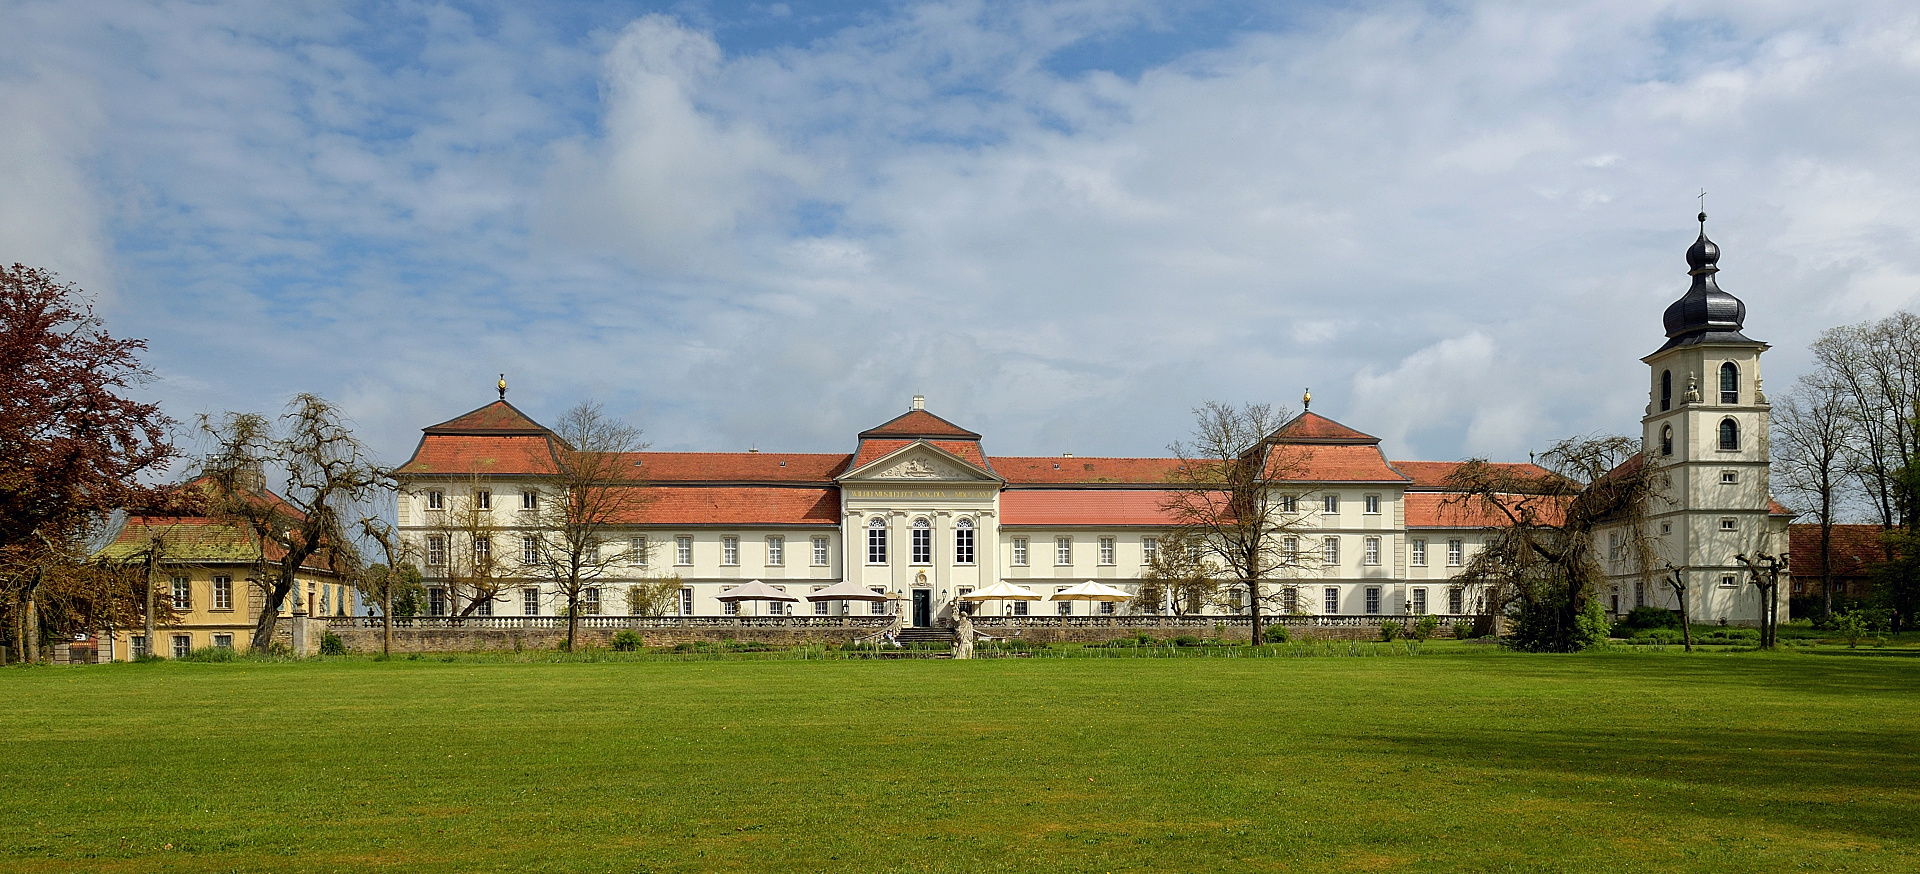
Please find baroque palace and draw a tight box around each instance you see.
[393,219,1790,629]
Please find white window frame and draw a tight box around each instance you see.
[522,534,540,565]
[867,518,889,565]
[1141,536,1158,564]
[522,587,540,616]
[475,490,491,510]
[1364,586,1381,615]
[1411,539,1427,567]
[1322,536,1339,566]
[1447,539,1463,567]
[212,633,233,649]
[675,535,694,566]
[1719,573,1739,589]
[1364,495,1381,514]
[766,536,784,566]
[170,575,191,611]
[1282,536,1299,563]
[721,536,740,566]
[1098,537,1116,566]
[1012,537,1029,566]
[910,518,932,565]
[212,575,233,611]
[1448,587,1464,615]
[679,588,694,616]
[426,534,446,566]
[1412,587,1428,615]
[1720,518,1737,531]
[1323,586,1340,614]
[630,536,648,567]
[870,587,888,615]
[812,587,829,615]
[172,634,191,659]
[1323,494,1339,514]
[812,536,830,567]
[1364,537,1380,566]
[1055,536,1073,566]
[1280,495,1298,513]
[954,519,975,565]
[1721,470,1738,484]
[426,490,444,510]
[521,490,537,510]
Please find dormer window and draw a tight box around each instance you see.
[1720,362,1739,404]
[1660,370,1672,411]
[1719,417,1740,451]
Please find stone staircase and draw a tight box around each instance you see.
[895,626,955,647]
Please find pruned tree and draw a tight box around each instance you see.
[1448,435,1658,652]
[1161,402,1316,644]
[523,402,649,651]
[1772,373,1855,619]
[200,395,387,652]
[1135,530,1224,616]
[626,571,683,617]
[1,265,176,662]
[358,517,424,656]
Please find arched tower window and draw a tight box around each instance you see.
[866,516,888,564]
[1660,424,1673,456]
[910,517,932,564]
[1660,370,1672,411]
[1720,362,1739,404]
[1719,417,1739,451]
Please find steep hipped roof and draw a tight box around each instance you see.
[1264,411,1381,444]
[857,408,982,440]
[401,399,567,476]
[423,400,553,436]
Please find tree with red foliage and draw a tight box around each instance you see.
[1,265,176,663]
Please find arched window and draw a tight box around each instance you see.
[953,517,975,565]
[1720,362,1739,404]
[1660,370,1672,412]
[911,517,932,564]
[1660,424,1673,456]
[866,517,888,564]
[1719,417,1739,451]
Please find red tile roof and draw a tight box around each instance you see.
[1789,523,1886,580]
[1404,492,1566,528]
[397,434,562,476]
[858,409,981,439]
[849,439,994,472]
[423,400,551,435]
[996,457,1185,485]
[1393,460,1555,489]
[1262,444,1408,482]
[1267,412,1379,443]
[1770,499,1795,517]
[629,452,851,483]
[616,486,840,526]
[999,490,1187,526]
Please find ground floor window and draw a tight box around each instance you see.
[131,635,147,658]
[1013,600,1029,616]
[679,588,694,616]
[473,596,492,617]
[1364,587,1381,615]
[1412,587,1427,615]
[213,633,233,649]
[583,588,600,615]
[1100,601,1115,614]
[1449,587,1463,615]
[1635,580,1646,607]
[171,634,192,659]
[724,600,739,616]
[1283,587,1298,613]
[428,587,447,617]
[523,588,539,616]
[1323,587,1339,614]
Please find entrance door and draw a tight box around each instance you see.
[911,589,933,627]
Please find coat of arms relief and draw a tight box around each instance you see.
[879,458,946,479]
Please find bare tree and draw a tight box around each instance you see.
[1135,530,1224,616]
[1161,402,1317,645]
[425,474,518,618]
[1773,374,1855,618]
[626,571,683,617]
[524,402,649,651]
[1449,436,1658,652]
[1810,314,1920,538]
[200,395,387,652]
[358,517,424,657]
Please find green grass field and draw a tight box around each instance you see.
[3,648,1915,873]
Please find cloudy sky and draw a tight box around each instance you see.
[6,0,1919,470]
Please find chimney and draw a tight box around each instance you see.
[911,395,925,411]
[1062,452,1073,458]
[237,462,266,494]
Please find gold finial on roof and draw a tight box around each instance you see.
[1302,388,1311,411]
[498,374,507,401]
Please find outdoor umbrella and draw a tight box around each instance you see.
[803,581,891,617]
[959,581,1042,617]
[1046,580,1135,617]
[715,580,802,617]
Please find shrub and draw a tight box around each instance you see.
[1450,620,1476,640]
[319,633,347,656]
[1173,635,1201,647]
[1831,610,1869,648]
[611,629,643,652]
[1411,615,1439,642]
[1262,624,1290,644]
[183,646,237,662]
[1379,621,1402,642]
[1619,606,1682,631]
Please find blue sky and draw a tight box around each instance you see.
[6,0,1920,472]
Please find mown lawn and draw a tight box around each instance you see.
[1,649,1914,873]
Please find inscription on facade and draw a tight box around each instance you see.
[850,488,988,500]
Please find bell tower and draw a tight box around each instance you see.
[1639,212,1779,621]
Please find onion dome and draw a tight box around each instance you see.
[1657,212,1755,351]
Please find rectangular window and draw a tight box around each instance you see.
[630,536,648,567]
[426,490,444,510]
[170,575,191,611]
[1283,536,1299,562]
[1283,587,1298,612]
[724,599,739,616]
[522,535,540,565]
[213,633,233,649]
[1056,588,1072,615]
[1412,587,1428,615]
[1100,601,1115,615]
[1056,537,1073,566]
[473,536,491,562]
[1609,532,1622,561]
[1636,580,1646,607]
[1365,587,1381,615]
[1142,537,1158,564]
[870,588,888,615]
[1322,536,1340,565]
[1324,586,1340,614]
[812,536,830,566]
[1323,494,1339,514]
[212,575,233,611]
[867,524,888,564]
[1013,600,1028,616]
[1099,537,1116,565]
[428,588,447,616]
[521,490,537,510]
[954,524,976,565]
[676,536,693,566]
[426,534,446,566]
[722,536,740,566]
[1012,537,1029,566]
[1364,537,1381,566]
[766,536,784,566]
[583,588,600,615]
[473,596,492,617]
[1280,495,1298,513]
[1448,587,1464,614]
[475,490,490,510]
[1720,518,1737,531]
[813,588,829,615]
[911,525,932,565]
[1721,470,1738,484]
[679,588,694,616]
[522,588,539,616]
[172,634,191,659]
[1720,574,1738,588]
[1364,495,1380,514]
[1411,539,1427,566]
[1447,539,1463,567]
[131,635,148,659]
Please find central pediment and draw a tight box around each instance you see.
[839,440,1002,484]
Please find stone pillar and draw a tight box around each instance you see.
[290,616,324,657]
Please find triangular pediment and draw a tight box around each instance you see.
[838,441,1001,484]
